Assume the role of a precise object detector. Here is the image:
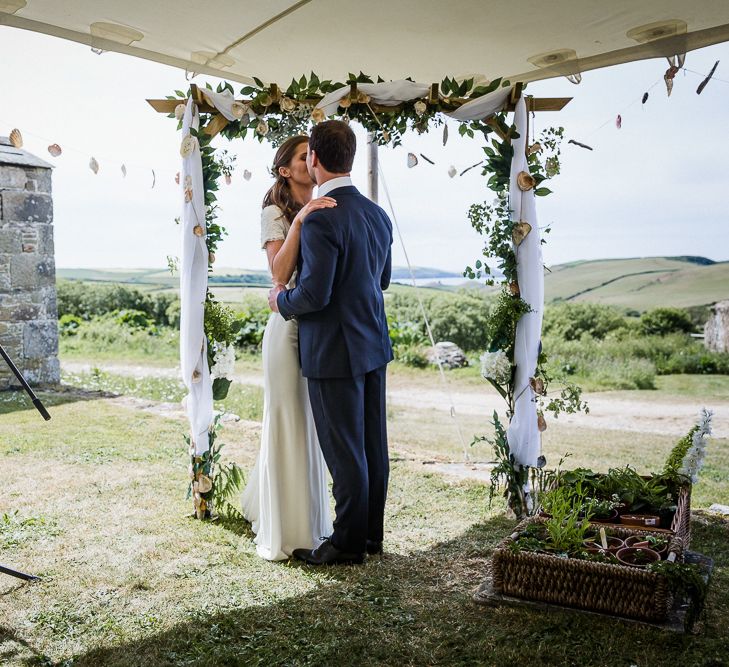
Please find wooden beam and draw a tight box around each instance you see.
[204,113,230,138]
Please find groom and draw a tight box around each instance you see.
[268,120,394,565]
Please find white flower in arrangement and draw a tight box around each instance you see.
[279,97,297,112]
[174,103,186,120]
[180,134,198,158]
[256,119,269,136]
[231,101,249,119]
[414,100,427,117]
[311,107,326,123]
[210,342,236,380]
[679,408,713,483]
[480,350,511,385]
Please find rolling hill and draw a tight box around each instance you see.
[544,256,728,310]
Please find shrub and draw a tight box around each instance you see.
[58,314,83,336]
[386,290,492,351]
[640,307,696,336]
[394,345,429,368]
[542,303,629,341]
[115,309,155,330]
[57,280,180,327]
[234,295,271,350]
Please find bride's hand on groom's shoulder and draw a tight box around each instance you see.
[295,196,337,225]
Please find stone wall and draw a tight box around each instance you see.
[0,138,60,389]
[705,300,729,353]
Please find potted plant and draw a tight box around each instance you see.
[624,534,669,558]
[616,546,661,568]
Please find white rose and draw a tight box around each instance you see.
[280,97,296,112]
[211,342,236,380]
[256,119,269,136]
[231,101,249,119]
[174,104,186,120]
[180,134,198,158]
[414,100,427,116]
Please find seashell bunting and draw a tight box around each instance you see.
[243,169,252,181]
[407,153,418,168]
[516,171,535,191]
[89,157,99,174]
[511,221,532,246]
[9,128,23,148]
[537,413,547,432]
[224,173,232,185]
[448,165,457,178]
[180,134,198,158]
[530,376,545,395]
[174,104,186,120]
[47,143,62,157]
[121,164,127,178]
[616,114,622,129]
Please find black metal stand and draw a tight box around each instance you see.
[0,342,49,582]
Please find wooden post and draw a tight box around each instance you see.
[367,132,378,203]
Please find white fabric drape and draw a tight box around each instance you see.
[180,98,213,457]
[317,80,510,120]
[506,96,543,468]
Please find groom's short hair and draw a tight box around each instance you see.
[309,120,356,173]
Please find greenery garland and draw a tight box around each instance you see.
[168,71,585,519]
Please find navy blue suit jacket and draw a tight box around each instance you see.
[277,185,394,379]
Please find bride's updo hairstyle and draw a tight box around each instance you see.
[262,135,309,222]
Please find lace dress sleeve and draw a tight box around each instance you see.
[260,205,288,249]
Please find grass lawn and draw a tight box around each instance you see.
[0,366,728,666]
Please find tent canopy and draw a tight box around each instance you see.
[2,1,729,87]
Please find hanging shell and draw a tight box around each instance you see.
[442,124,449,146]
[47,143,62,157]
[175,172,180,185]
[512,221,532,246]
[616,114,622,129]
[527,142,542,155]
[192,368,202,381]
[174,103,186,120]
[89,157,99,174]
[537,413,547,432]
[642,92,649,104]
[508,281,520,297]
[209,252,216,264]
[224,173,232,185]
[9,128,22,148]
[407,153,418,168]
[243,169,252,181]
[192,225,204,237]
[197,475,213,493]
[151,169,156,189]
[530,377,545,395]
[447,165,457,178]
[516,171,535,191]
[121,164,127,178]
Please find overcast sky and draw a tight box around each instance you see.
[1,27,727,274]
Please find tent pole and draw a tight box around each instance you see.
[367,132,379,204]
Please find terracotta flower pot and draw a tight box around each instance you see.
[624,535,669,558]
[583,535,624,554]
[616,546,661,568]
[590,509,620,524]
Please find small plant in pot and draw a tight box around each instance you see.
[616,546,661,568]
[583,494,622,523]
[624,534,669,558]
[583,533,624,554]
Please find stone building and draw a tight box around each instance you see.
[705,300,729,354]
[0,136,60,389]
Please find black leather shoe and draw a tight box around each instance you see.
[293,539,364,565]
[366,540,383,555]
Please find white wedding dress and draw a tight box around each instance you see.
[241,204,332,561]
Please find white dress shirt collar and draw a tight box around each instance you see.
[317,175,353,197]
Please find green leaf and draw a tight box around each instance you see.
[535,187,552,197]
[252,76,264,88]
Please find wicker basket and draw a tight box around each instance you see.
[491,518,685,622]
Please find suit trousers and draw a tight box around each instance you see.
[306,365,389,553]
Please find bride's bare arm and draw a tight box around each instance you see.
[266,197,337,286]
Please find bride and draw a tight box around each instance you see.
[241,135,336,561]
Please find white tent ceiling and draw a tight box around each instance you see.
[2,1,729,87]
